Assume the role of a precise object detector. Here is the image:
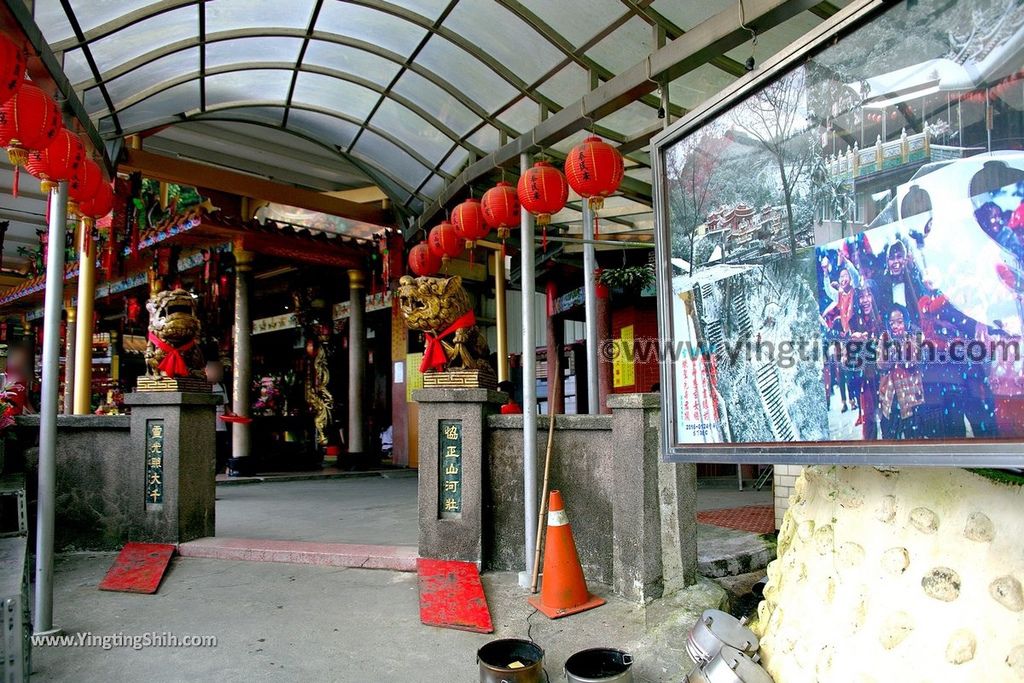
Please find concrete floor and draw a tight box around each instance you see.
[695,485,773,511]
[215,473,418,546]
[33,553,725,682]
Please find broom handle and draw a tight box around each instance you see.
[530,355,559,594]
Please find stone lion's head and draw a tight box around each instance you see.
[147,289,201,346]
[397,275,471,332]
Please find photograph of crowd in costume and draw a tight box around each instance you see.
[816,154,1024,442]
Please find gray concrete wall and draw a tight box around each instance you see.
[485,414,615,583]
[15,415,132,550]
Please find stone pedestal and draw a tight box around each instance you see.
[124,391,219,543]
[414,388,504,565]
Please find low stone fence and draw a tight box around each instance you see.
[14,415,131,550]
[416,389,696,604]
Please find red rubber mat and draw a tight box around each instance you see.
[417,557,493,633]
[697,505,776,534]
[98,543,175,594]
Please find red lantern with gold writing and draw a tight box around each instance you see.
[0,80,62,196]
[481,181,519,240]
[25,129,84,193]
[564,135,624,211]
[428,221,463,263]
[408,242,441,277]
[0,33,26,107]
[451,198,489,249]
[68,157,102,217]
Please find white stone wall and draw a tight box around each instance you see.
[772,464,804,529]
[754,466,1024,682]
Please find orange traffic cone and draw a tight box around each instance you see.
[528,490,606,619]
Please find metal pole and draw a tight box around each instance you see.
[34,181,68,636]
[73,219,95,414]
[582,202,600,414]
[494,251,509,383]
[62,301,76,414]
[520,152,538,588]
[348,269,366,455]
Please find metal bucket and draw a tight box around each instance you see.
[685,646,774,683]
[685,609,759,668]
[478,639,545,683]
[565,648,634,682]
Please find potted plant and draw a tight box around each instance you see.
[597,264,655,296]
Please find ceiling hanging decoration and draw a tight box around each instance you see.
[68,157,103,219]
[517,160,567,251]
[427,220,464,266]
[481,180,519,257]
[408,242,441,277]
[564,135,624,239]
[451,197,489,264]
[0,80,63,197]
[0,32,26,107]
[25,128,84,193]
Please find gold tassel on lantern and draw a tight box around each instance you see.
[6,143,27,167]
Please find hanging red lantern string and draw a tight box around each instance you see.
[428,220,464,268]
[0,80,63,197]
[564,135,624,239]
[517,160,567,251]
[68,157,102,219]
[0,33,26,107]
[25,128,84,193]
[482,180,519,258]
[408,242,441,277]
[451,197,489,265]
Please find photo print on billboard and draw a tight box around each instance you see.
[653,0,1024,465]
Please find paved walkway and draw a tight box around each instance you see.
[214,473,418,546]
[33,553,725,682]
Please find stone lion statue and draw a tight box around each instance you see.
[397,274,491,373]
[144,289,206,379]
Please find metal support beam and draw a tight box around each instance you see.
[418,0,821,229]
[348,269,367,457]
[231,247,254,468]
[34,181,68,636]
[493,250,509,383]
[62,301,75,414]
[519,152,538,588]
[582,203,600,415]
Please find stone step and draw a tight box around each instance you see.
[177,537,418,572]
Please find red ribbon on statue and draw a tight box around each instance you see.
[419,309,476,373]
[147,332,195,378]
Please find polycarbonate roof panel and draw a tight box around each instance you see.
[302,40,402,87]
[205,70,294,108]
[369,99,454,165]
[586,17,654,75]
[391,70,480,137]
[441,0,564,85]
[32,0,828,211]
[516,0,627,48]
[287,109,361,150]
[205,0,316,33]
[104,48,200,105]
[416,36,518,113]
[351,129,431,190]
[315,3,428,56]
[291,72,379,120]
[206,37,304,69]
[86,5,198,71]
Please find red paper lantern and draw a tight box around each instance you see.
[25,129,84,193]
[0,33,26,107]
[517,160,567,226]
[481,181,519,240]
[68,158,102,215]
[451,198,489,248]
[428,221,464,262]
[79,179,114,220]
[408,242,441,277]
[564,135,624,210]
[0,80,62,166]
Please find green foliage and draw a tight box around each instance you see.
[598,264,655,293]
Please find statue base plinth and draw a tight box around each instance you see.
[137,376,212,393]
[423,368,497,390]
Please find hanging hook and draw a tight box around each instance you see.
[646,58,666,119]
[738,0,758,71]
[580,101,594,134]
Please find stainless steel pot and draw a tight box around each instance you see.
[564,648,634,683]
[686,646,773,683]
[685,610,759,666]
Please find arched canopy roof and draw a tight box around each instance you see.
[28,0,844,221]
